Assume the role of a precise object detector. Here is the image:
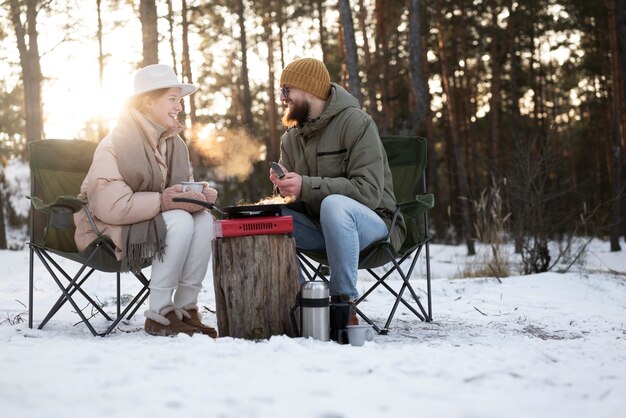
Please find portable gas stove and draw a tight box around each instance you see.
[172,197,294,238]
[214,215,293,238]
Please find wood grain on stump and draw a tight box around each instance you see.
[212,234,299,339]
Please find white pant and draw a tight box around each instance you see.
[148,209,214,313]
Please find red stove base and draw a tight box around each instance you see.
[214,215,293,238]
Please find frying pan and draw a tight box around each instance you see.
[172,197,285,218]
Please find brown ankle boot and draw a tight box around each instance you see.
[144,308,200,337]
[179,305,218,338]
[348,302,359,325]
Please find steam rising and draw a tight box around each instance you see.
[192,127,263,181]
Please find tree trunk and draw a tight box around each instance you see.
[507,0,523,254]
[277,4,286,70]
[408,0,428,133]
[212,235,299,339]
[166,0,178,74]
[337,17,347,83]
[614,0,626,245]
[263,9,279,163]
[374,0,390,132]
[337,0,363,104]
[96,0,105,139]
[356,0,379,122]
[436,5,475,255]
[487,7,505,183]
[236,0,255,132]
[140,0,159,66]
[417,2,439,238]
[180,0,203,177]
[181,0,197,125]
[316,0,328,63]
[0,176,7,249]
[9,0,44,142]
[607,0,623,251]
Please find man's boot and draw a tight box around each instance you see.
[331,294,359,325]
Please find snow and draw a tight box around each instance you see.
[1,241,625,418]
[4,158,30,220]
[3,158,31,250]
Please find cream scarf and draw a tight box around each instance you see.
[112,109,190,272]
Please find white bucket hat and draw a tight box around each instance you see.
[131,64,197,98]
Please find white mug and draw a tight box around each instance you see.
[181,181,203,193]
[346,324,374,347]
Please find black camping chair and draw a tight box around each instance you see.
[297,136,434,334]
[27,139,150,336]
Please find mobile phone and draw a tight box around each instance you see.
[270,162,286,179]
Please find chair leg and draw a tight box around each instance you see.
[29,246,35,329]
[117,272,121,318]
[356,245,432,332]
[296,253,328,282]
[354,307,383,334]
[383,242,432,324]
[298,246,432,332]
[101,286,149,336]
[124,271,150,320]
[36,248,111,323]
[425,240,432,321]
[38,260,99,336]
[387,247,430,322]
[32,246,117,336]
[357,255,426,317]
[126,287,150,320]
[39,273,92,329]
[29,244,152,336]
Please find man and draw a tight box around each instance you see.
[269,58,406,325]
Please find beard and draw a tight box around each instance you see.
[281,98,310,128]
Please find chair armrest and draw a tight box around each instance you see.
[398,193,434,219]
[28,195,85,231]
[27,195,102,235]
[380,193,435,242]
[28,195,86,214]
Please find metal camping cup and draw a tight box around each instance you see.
[181,181,204,193]
[329,301,351,344]
[346,325,374,347]
[289,281,330,341]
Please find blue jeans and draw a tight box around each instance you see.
[283,194,389,300]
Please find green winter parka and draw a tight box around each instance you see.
[279,83,406,251]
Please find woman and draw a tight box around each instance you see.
[74,64,217,337]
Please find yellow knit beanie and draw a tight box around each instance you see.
[280,58,331,100]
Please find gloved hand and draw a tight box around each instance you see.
[160,184,206,213]
[199,181,218,204]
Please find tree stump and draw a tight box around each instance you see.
[212,234,299,339]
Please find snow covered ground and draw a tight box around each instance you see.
[0,240,624,418]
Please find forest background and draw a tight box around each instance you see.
[0,0,624,275]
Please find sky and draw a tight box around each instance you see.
[1,238,624,418]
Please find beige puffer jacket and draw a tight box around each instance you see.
[73,113,191,260]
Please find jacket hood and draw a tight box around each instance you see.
[298,83,360,137]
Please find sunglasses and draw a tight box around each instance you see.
[280,85,290,98]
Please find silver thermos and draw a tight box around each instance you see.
[290,281,330,341]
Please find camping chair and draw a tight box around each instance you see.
[27,139,150,336]
[297,136,434,334]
